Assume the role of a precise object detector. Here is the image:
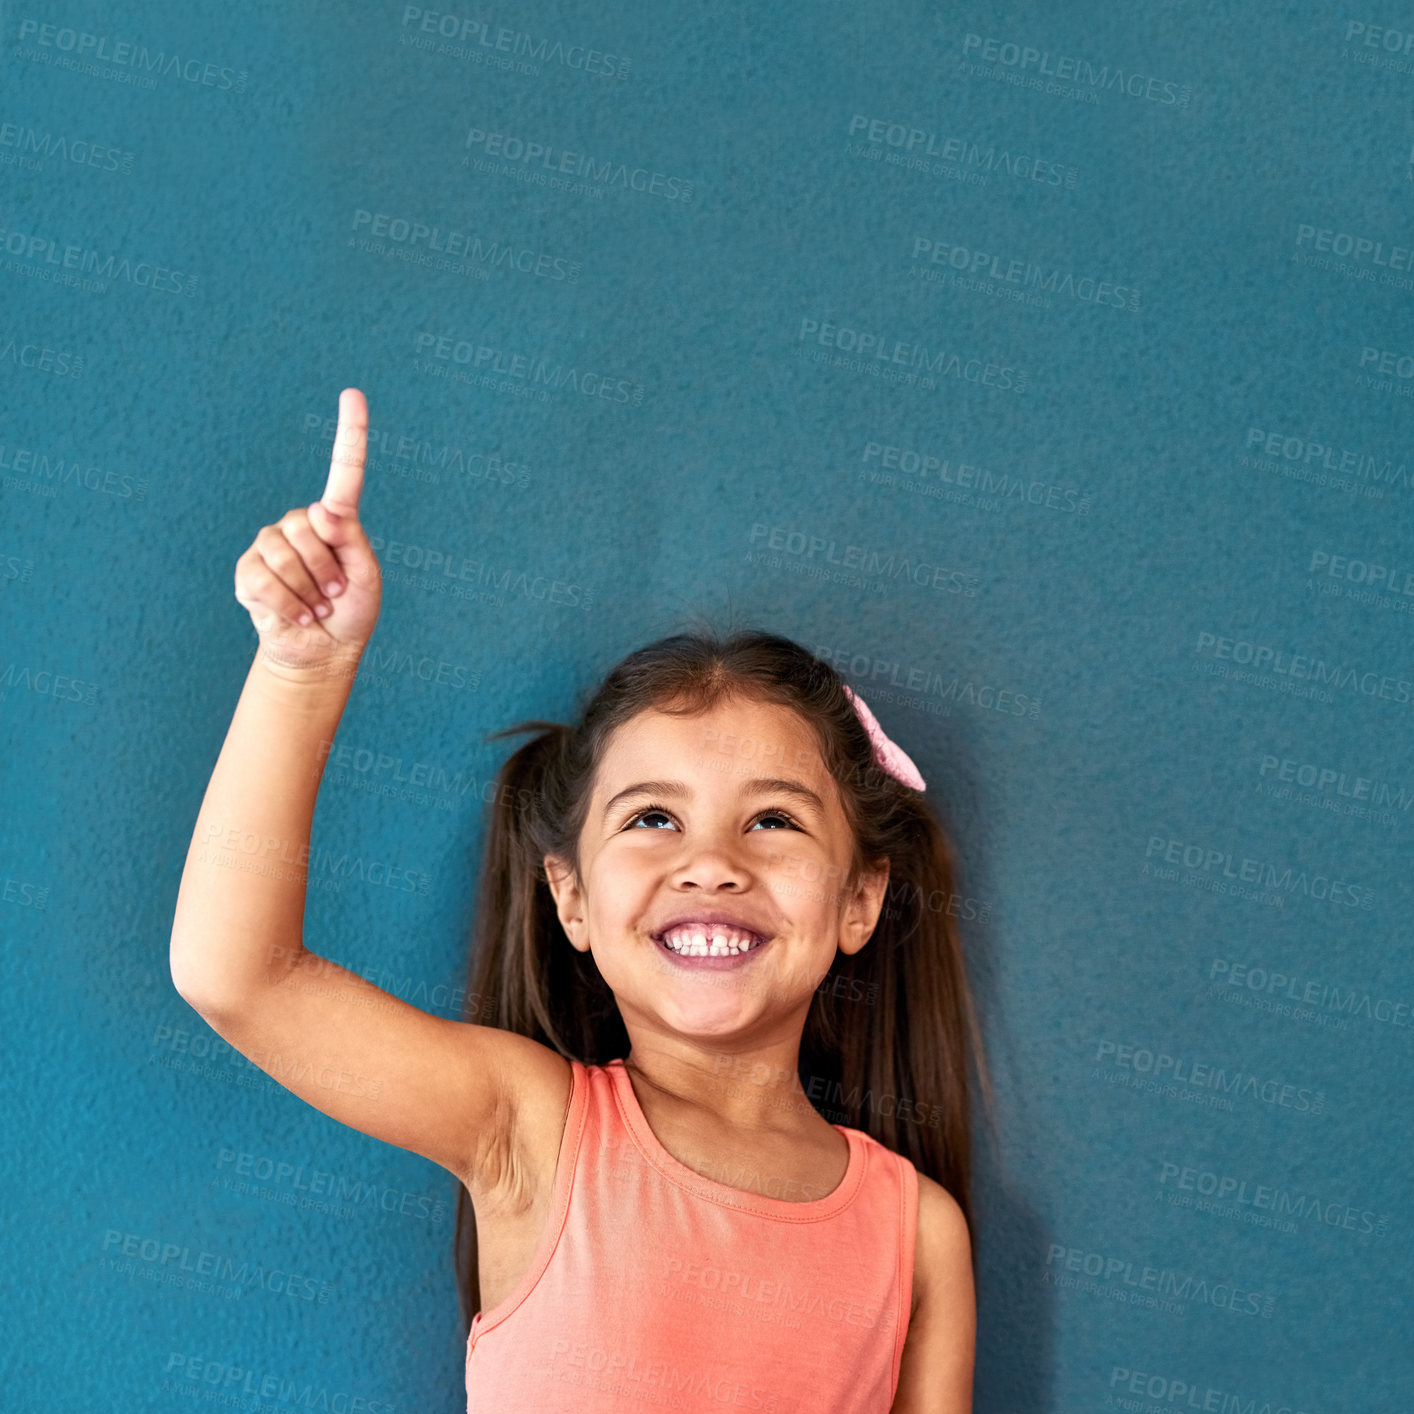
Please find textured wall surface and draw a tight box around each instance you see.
[3,3,1411,1410]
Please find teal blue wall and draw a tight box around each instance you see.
[3,2,1410,1409]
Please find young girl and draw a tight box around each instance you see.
[171,389,990,1413]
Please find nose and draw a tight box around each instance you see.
[668,831,749,892]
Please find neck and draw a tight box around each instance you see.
[622,1031,825,1134]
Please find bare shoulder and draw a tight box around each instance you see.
[469,1029,574,1209]
[912,1172,973,1313]
[892,1171,976,1413]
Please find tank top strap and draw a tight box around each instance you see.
[889,1141,920,1394]
[467,1055,591,1345]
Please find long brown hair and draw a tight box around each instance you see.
[453,625,993,1335]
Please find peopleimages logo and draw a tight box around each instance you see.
[812,643,1041,719]
[350,208,580,282]
[300,410,530,490]
[1106,1365,1313,1414]
[367,535,593,611]
[1294,222,1414,273]
[960,33,1193,107]
[462,125,694,201]
[0,221,199,296]
[1308,548,1414,599]
[0,334,85,379]
[1242,426,1413,493]
[1043,1241,1274,1317]
[796,314,1027,393]
[1256,751,1412,814]
[1093,1038,1325,1115]
[0,440,145,501]
[1143,834,1374,910]
[1157,1158,1389,1238]
[845,114,1078,188]
[162,1351,397,1414]
[1210,957,1414,1034]
[397,6,631,80]
[0,121,135,174]
[910,236,1140,311]
[1194,629,1414,711]
[413,331,645,405]
[858,440,1090,515]
[1358,345,1414,382]
[100,1228,332,1304]
[748,523,979,596]
[14,18,249,92]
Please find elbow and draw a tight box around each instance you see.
[167,931,305,1016]
[166,931,235,1017]
[168,948,222,1017]
[169,966,247,1025]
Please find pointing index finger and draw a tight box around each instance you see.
[322,388,367,517]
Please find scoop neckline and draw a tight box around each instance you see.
[605,1057,865,1220]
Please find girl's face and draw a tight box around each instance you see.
[543,694,890,1046]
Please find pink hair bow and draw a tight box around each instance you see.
[843,685,926,790]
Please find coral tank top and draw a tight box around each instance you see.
[464,1056,919,1413]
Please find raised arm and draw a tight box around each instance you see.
[168,389,543,1198]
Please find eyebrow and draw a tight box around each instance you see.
[600,777,827,826]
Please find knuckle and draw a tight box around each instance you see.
[262,540,297,570]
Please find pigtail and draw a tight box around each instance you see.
[454,717,627,1335]
[801,801,993,1262]
[468,722,565,1035]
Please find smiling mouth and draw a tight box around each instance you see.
[652,923,769,959]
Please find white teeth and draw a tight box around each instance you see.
[660,924,762,957]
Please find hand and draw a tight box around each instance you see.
[234,388,383,677]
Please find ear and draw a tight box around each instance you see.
[837,855,891,957]
[543,853,591,954]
